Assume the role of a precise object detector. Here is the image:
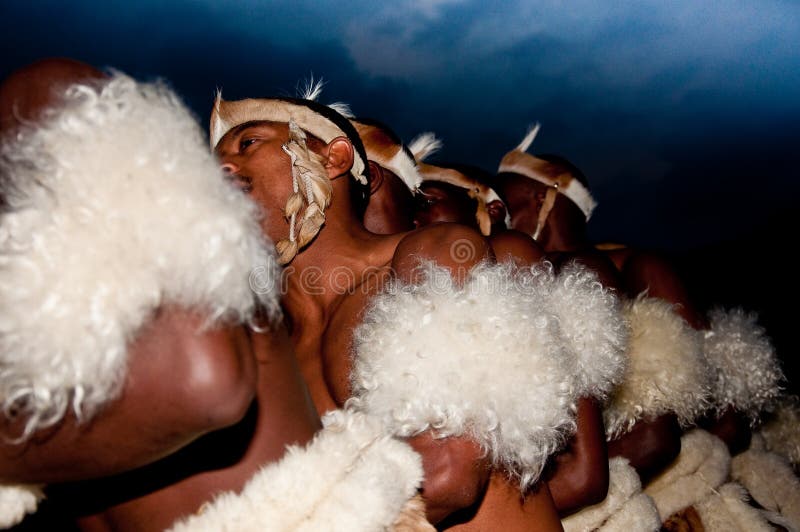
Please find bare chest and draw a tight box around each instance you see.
[292,285,383,414]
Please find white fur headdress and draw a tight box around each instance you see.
[604,296,711,439]
[497,123,597,220]
[168,409,425,532]
[703,307,783,422]
[349,261,578,490]
[0,73,278,440]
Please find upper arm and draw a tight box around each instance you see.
[607,413,682,484]
[0,58,105,134]
[547,397,609,516]
[392,222,491,284]
[1,307,258,484]
[490,230,546,267]
[389,223,493,523]
[562,250,622,291]
[621,252,706,328]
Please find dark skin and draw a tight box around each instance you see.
[413,177,609,519]
[363,160,416,234]
[546,398,610,516]
[495,170,682,484]
[0,58,104,135]
[216,122,505,526]
[606,414,682,484]
[413,181,478,229]
[73,326,320,531]
[0,60,320,529]
[0,307,260,484]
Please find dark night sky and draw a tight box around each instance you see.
[2,1,798,385]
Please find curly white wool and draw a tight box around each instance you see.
[732,446,800,528]
[0,73,279,439]
[604,296,710,440]
[703,308,783,421]
[168,410,423,532]
[562,457,659,532]
[0,484,43,528]
[644,429,731,521]
[524,262,628,402]
[758,394,800,468]
[350,261,578,490]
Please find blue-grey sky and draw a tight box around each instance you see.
[2,1,799,383]
[2,0,798,251]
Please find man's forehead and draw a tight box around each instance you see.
[420,181,462,196]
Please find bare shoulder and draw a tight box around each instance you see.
[620,249,678,281]
[0,58,104,133]
[619,249,686,297]
[489,230,545,267]
[619,250,705,327]
[596,244,635,272]
[557,249,621,289]
[392,222,491,282]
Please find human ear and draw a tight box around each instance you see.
[486,200,507,225]
[367,161,385,195]
[322,136,354,180]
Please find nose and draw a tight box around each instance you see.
[220,162,238,175]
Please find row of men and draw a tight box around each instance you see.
[0,58,797,531]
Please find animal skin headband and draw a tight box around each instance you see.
[351,120,422,192]
[417,162,509,236]
[497,124,597,235]
[210,93,368,185]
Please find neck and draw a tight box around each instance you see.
[279,182,398,319]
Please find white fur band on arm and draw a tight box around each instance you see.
[604,296,710,440]
[644,429,730,520]
[167,410,424,532]
[757,394,800,468]
[0,484,43,528]
[562,457,660,532]
[703,308,783,421]
[530,262,628,402]
[0,73,280,440]
[349,261,578,490]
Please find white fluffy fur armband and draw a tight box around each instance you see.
[703,308,783,421]
[731,446,800,529]
[758,394,800,468]
[644,429,730,520]
[562,457,660,532]
[168,410,425,532]
[0,74,279,439]
[604,296,710,439]
[694,483,782,532]
[350,262,577,489]
[530,262,628,402]
[0,484,43,528]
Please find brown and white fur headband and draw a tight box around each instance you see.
[498,124,597,239]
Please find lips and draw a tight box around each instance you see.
[226,174,253,193]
